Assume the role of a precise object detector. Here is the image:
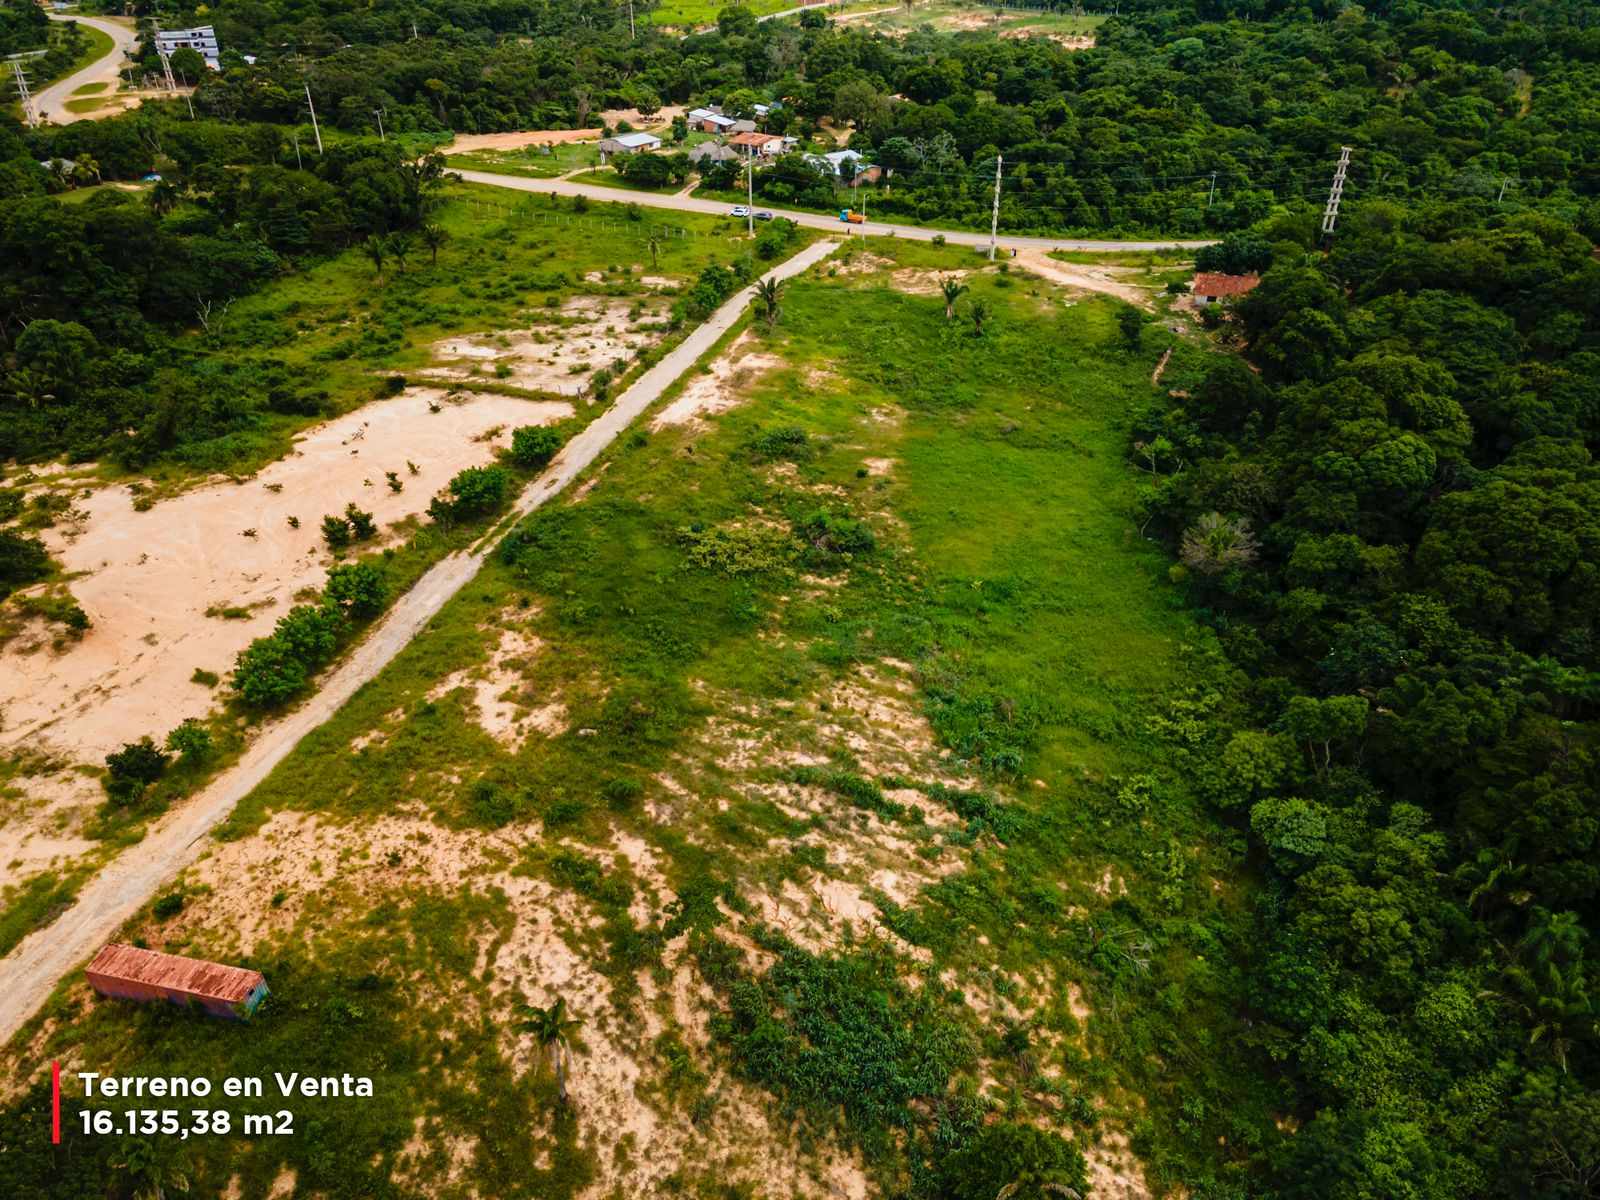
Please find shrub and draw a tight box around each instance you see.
[190,668,220,687]
[273,604,345,664]
[749,426,813,462]
[793,509,875,561]
[0,529,50,599]
[321,514,353,549]
[509,425,564,470]
[152,892,185,920]
[602,777,643,811]
[105,737,170,804]
[429,465,512,523]
[344,503,377,541]
[325,562,389,618]
[165,719,214,763]
[232,636,310,707]
[938,1122,1088,1200]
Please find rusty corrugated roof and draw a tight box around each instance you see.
[1193,272,1261,298]
[87,944,264,1003]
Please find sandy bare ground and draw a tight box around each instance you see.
[0,391,569,769]
[445,107,683,156]
[32,14,139,126]
[420,298,668,397]
[1014,248,1155,307]
[449,129,603,154]
[0,238,841,1048]
[651,331,784,429]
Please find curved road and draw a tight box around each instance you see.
[0,240,840,1049]
[452,167,1210,253]
[33,12,138,126]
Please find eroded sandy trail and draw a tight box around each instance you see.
[0,238,841,1047]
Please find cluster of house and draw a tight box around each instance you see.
[599,103,884,184]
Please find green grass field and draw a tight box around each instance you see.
[2,238,1268,1197]
[649,0,803,26]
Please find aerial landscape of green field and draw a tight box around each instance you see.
[2,0,1599,1197]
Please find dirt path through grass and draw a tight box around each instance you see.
[0,238,842,1047]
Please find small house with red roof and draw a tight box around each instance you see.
[1191,272,1261,304]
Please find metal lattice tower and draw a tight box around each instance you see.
[1321,145,1352,237]
[11,58,38,129]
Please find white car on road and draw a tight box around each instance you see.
[730,205,750,218]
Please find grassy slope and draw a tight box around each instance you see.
[3,240,1269,1198]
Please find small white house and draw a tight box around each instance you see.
[156,25,221,69]
[598,132,662,158]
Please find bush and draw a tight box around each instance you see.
[232,636,310,707]
[938,1122,1088,1200]
[325,562,388,617]
[105,737,170,804]
[749,426,813,462]
[793,509,875,561]
[165,719,214,763]
[428,465,513,523]
[509,425,564,470]
[602,777,643,811]
[0,529,50,599]
[344,503,377,540]
[321,514,353,549]
[152,892,185,920]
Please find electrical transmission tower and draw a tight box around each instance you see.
[1321,145,1352,239]
[10,58,38,129]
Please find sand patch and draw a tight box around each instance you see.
[1016,250,1153,307]
[0,767,97,877]
[888,267,973,296]
[1086,1128,1152,1199]
[0,391,570,777]
[420,299,667,397]
[429,613,565,750]
[1001,29,1096,47]
[651,331,785,430]
[861,457,895,477]
[448,128,602,153]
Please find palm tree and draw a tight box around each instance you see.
[1506,961,1597,1075]
[150,177,181,216]
[1519,907,1587,967]
[968,297,991,336]
[76,155,102,185]
[386,232,412,274]
[517,996,583,1103]
[940,276,968,321]
[363,234,387,278]
[7,367,54,410]
[755,276,784,328]
[420,223,449,266]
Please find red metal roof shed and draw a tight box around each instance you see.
[87,944,268,1019]
[1192,272,1262,300]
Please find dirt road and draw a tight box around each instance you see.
[1012,248,1155,306]
[0,238,841,1048]
[33,13,138,126]
[451,167,1210,254]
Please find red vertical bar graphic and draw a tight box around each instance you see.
[51,1060,60,1144]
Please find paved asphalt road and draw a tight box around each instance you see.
[0,240,841,1048]
[33,13,138,126]
[452,168,1212,253]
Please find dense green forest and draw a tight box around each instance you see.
[3,0,1600,1195]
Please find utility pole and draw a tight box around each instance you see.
[1496,176,1512,204]
[373,106,386,141]
[304,83,324,155]
[860,179,867,238]
[628,0,636,38]
[1207,170,1218,207]
[1321,145,1351,240]
[291,128,303,170]
[10,59,37,129]
[988,154,1003,262]
[411,18,419,39]
[746,153,754,237]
